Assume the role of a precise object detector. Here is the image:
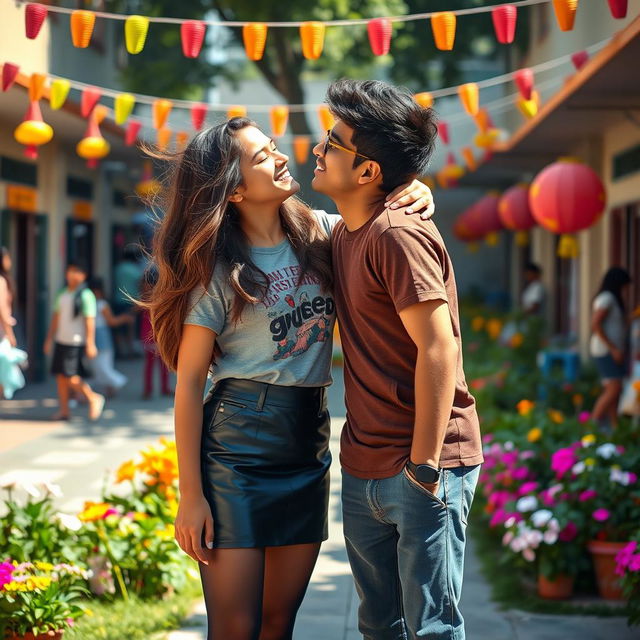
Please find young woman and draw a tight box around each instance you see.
[144,118,434,640]
[590,266,632,429]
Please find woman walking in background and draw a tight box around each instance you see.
[590,266,632,429]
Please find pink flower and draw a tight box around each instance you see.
[558,521,578,542]
[579,489,597,502]
[490,509,508,528]
[628,472,638,485]
[102,508,119,519]
[551,447,578,478]
[518,481,539,496]
[501,451,519,468]
[520,450,536,460]
[592,508,610,522]
[0,561,14,589]
[578,411,591,424]
[512,467,529,481]
[629,555,640,572]
[482,434,493,444]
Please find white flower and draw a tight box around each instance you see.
[55,513,83,531]
[543,529,558,545]
[504,441,514,451]
[610,468,625,484]
[547,518,560,532]
[510,537,526,552]
[596,443,617,459]
[502,531,514,546]
[21,482,41,498]
[516,496,538,513]
[572,461,586,475]
[531,509,553,528]
[523,547,536,562]
[526,530,544,547]
[42,482,63,498]
[504,516,517,528]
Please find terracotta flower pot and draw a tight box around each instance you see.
[537,572,575,599]
[588,539,626,600]
[6,632,64,640]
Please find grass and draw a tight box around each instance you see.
[65,579,202,640]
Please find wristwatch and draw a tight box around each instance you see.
[406,461,441,484]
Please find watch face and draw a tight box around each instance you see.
[416,466,439,484]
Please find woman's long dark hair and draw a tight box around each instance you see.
[141,118,333,371]
[0,247,15,300]
[596,266,631,312]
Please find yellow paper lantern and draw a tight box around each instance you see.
[114,93,135,125]
[70,10,95,48]
[77,117,110,166]
[431,12,456,51]
[517,97,538,119]
[176,131,189,151]
[227,105,247,119]
[125,15,149,55]
[458,83,479,116]
[29,73,46,102]
[14,101,53,158]
[413,92,434,109]
[152,99,173,129]
[474,108,491,133]
[157,127,172,151]
[300,22,325,60]
[270,106,289,137]
[49,79,70,110]
[293,137,310,164]
[474,128,500,149]
[243,23,268,61]
[317,104,335,132]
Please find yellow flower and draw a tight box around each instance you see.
[34,561,54,571]
[115,459,137,484]
[157,523,175,540]
[472,316,485,332]
[581,434,596,446]
[510,333,524,348]
[78,501,112,522]
[584,457,596,467]
[517,399,535,416]
[548,409,564,424]
[527,427,542,443]
[486,318,503,340]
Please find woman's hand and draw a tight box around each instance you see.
[611,347,625,365]
[175,492,215,565]
[385,179,435,220]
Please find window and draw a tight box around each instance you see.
[66,176,94,200]
[613,144,640,181]
[0,156,37,186]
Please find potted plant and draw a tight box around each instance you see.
[0,561,90,639]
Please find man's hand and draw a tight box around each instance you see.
[86,343,98,359]
[385,179,435,220]
[404,465,440,497]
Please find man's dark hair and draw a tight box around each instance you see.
[525,262,541,275]
[325,78,438,192]
[67,261,88,275]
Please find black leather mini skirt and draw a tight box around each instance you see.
[200,378,331,548]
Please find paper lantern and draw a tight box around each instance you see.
[125,120,142,146]
[77,116,110,168]
[114,93,135,125]
[517,90,539,119]
[462,147,476,172]
[14,101,53,159]
[153,99,173,129]
[466,192,503,240]
[2,63,20,92]
[492,5,517,44]
[176,131,189,152]
[441,152,464,181]
[431,12,456,51]
[474,108,492,133]
[136,161,161,198]
[437,121,450,145]
[50,79,70,110]
[28,73,46,102]
[125,15,149,55]
[71,10,96,48]
[529,159,606,257]
[607,0,628,19]
[243,23,268,61]
[552,0,578,32]
[318,104,335,131]
[571,50,589,70]
[227,105,247,119]
[270,106,289,137]
[293,137,310,164]
[181,20,207,59]
[157,127,172,151]
[25,3,47,39]
[93,105,109,125]
[368,18,392,56]
[191,103,207,130]
[453,216,482,243]
[300,22,325,60]
[514,68,534,100]
[81,87,101,118]
[458,83,479,116]
[498,183,536,235]
[474,128,500,149]
[414,92,434,109]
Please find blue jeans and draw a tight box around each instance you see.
[342,465,480,640]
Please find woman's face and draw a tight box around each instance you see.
[232,126,299,207]
[1,253,11,272]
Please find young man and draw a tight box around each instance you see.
[44,262,105,421]
[521,262,546,317]
[312,79,484,639]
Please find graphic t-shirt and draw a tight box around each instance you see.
[54,287,97,346]
[184,211,338,389]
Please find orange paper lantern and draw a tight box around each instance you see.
[181,20,206,58]
[458,83,479,116]
[176,131,189,151]
[93,104,108,125]
[462,147,476,172]
[431,12,456,51]
[552,0,578,32]
[474,108,492,133]
[243,23,268,61]
[157,127,172,151]
[227,105,247,120]
[152,99,173,129]
[293,137,310,164]
[474,128,500,149]
[70,10,96,48]
[270,106,289,137]
[28,73,46,102]
[317,104,335,132]
[300,22,325,60]
[414,92,434,109]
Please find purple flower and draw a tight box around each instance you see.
[628,472,638,485]
[501,451,519,468]
[592,508,610,522]
[579,489,597,502]
[629,555,640,572]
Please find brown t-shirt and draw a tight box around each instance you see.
[332,206,483,479]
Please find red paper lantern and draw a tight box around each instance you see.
[453,212,483,243]
[25,3,48,39]
[498,183,536,231]
[367,18,392,56]
[81,87,101,118]
[607,0,627,19]
[571,50,589,70]
[492,5,517,44]
[2,63,20,92]
[514,68,534,100]
[437,121,449,145]
[125,120,142,146]
[191,103,207,131]
[465,192,503,239]
[181,20,206,58]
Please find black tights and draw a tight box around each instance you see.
[199,543,321,640]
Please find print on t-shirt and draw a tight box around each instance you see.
[261,265,334,361]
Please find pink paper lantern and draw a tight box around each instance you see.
[181,20,206,58]
[2,63,20,92]
[571,50,589,70]
[437,121,450,145]
[492,5,517,44]
[25,3,48,40]
[125,120,142,146]
[367,18,392,56]
[514,68,534,100]
[191,103,207,131]
[81,87,102,118]
[607,0,628,19]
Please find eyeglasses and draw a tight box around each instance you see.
[322,130,372,161]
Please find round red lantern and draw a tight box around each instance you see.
[529,159,606,257]
[465,192,503,246]
[499,183,536,246]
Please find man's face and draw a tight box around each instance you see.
[311,120,376,198]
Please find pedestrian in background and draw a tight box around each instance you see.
[43,262,105,421]
[88,277,133,398]
[113,246,144,358]
[521,262,546,317]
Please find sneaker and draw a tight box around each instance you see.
[89,394,106,421]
